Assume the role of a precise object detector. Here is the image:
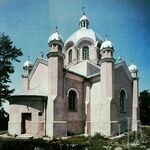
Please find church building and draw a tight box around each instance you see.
[8,13,139,138]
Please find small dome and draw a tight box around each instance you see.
[80,14,89,22]
[48,31,63,44]
[100,40,113,50]
[23,60,33,69]
[128,64,138,72]
[79,14,89,29]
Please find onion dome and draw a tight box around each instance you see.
[100,39,113,50]
[23,60,33,70]
[80,14,89,22]
[48,31,64,45]
[128,63,138,72]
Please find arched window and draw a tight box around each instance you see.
[82,46,89,60]
[120,89,127,112]
[68,49,72,63]
[68,90,77,111]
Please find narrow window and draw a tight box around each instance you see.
[82,46,89,60]
[68,90,77,111]
[68,49,72,63]
[120,90,126,112]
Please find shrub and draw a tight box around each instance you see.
[0,129,150,150]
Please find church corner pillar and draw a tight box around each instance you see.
[46,31,67,137]
[84,80,91,135]
[99,43,115,136]
[131,72,139,131]
[128,64,139,132]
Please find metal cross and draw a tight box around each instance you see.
[105,34,108,41]
[82,6,85,15]
[41,51,44,58]
[55,26,58,32]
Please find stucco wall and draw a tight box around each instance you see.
[64,73,84,135]
[30,63,48,90]
[90,81,101,135]
[8,97,46,137]
[111,66,133,135]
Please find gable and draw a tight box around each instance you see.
[115,61,132,81]
[68,60,100,77]
[29,57,48,80]
[29,57,48,90]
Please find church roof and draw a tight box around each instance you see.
[115,61,132,81]
[67,60,100,77]
[13,86,48,97]
[65,28,102,46]
[29,57,48,80]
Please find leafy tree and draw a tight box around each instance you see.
[139,90,150,125]
[0,32,23,106]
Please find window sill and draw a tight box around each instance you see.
[68,110,77,112]
[120,111,126,113]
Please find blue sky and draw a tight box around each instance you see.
[0,0,150,93]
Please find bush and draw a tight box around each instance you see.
[0,129,150,150]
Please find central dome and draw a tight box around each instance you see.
[64,14,103,67]
[65,14,103,47]
[65,28,102,46]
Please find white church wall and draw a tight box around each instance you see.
[89,45,97,63]
[90,81,101,135]
[30,63,48,90]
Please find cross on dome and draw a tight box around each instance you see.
[105,34,108,41]
[82,6,85,15]
[55,26,58,32]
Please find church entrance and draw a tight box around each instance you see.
[21,113,32,134]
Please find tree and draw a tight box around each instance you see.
[0,32,23,106]
[139,90,150,125]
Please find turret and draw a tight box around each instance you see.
[79,13,89,29]
[46,30,66,137]
[99,39,115,136]
[129,64,138,79]
[129,63,139,131]
[22,59,33,91]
